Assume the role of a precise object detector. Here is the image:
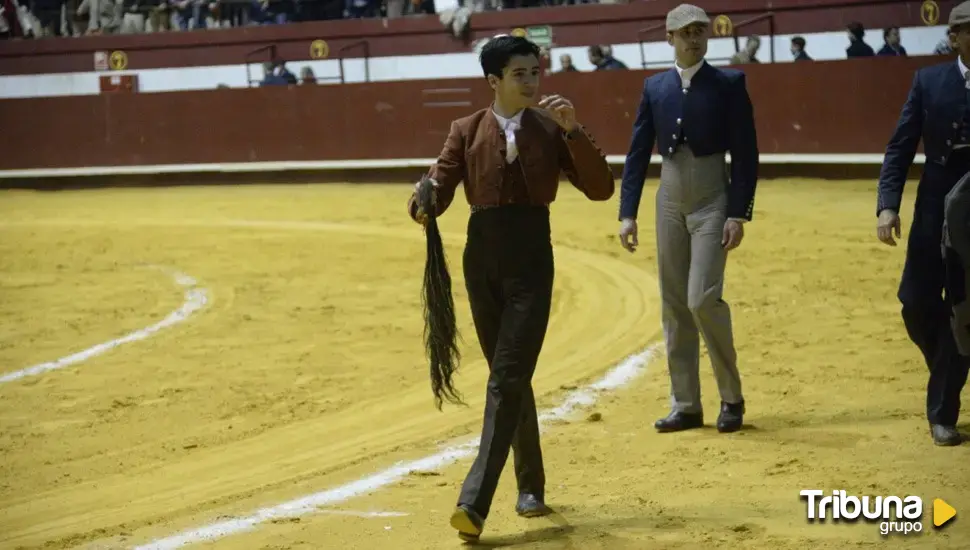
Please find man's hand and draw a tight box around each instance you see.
[877,208,902,246]
[619,218,639,253]
[412,178,439,226]
[538,95,578,133]
[722,219,744,251]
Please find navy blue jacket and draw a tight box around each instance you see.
[878,61,968,216]
[618,62,759,221]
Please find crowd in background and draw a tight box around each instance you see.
[0,0,614,37]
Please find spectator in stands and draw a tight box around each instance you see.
[730,35,761,64]
[790,36,811,61]
[588,44,627,70]
[878,26,907,56]
[846,21,875,57]
[300,66,317,84]
[344,0,378,18]
[250,0,287,24]
[77,0,120,34]
[118,0,145,33]
[148,0,171,31]
[32,0,66,36]
[261,59,297,85]
[937,35,955,54]
[557,53,579,72]
[0,0,15,37]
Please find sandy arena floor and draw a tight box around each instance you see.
[0,179,968,550]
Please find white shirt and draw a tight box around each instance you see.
[492,109,524,163]
[675,58,705,89]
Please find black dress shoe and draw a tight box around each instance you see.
[654,411,703,432]
[515,493,551,517]
[716,401,745,433]
[449,504,484,542]
[931,424,963,446]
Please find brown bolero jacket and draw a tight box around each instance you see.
[408,105,615,219]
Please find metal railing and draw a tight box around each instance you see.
[337,40,371,84]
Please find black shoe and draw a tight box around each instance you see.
[654,411,703,432]
[716,401,745,433]
[449,504,484,542]
[515,493,551,517]
[930,424,963,446]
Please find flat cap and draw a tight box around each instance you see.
[951,0,970,26]
[666,3,711,31]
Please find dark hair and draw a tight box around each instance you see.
[415,177,464,410]
[588,45,605,58]
[479,35,541,80]
[883,26,899,40]
[847,22,865,40]
[791,36,806,48]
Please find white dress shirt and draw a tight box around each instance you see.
[675,58,705,89]
[492,109,524,163]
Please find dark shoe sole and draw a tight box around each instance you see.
[655,423,703,433]
[516,505,552,518]
[933,436,963,447]
[450,507,482,541]
[717,422,743,433]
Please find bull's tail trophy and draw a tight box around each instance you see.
[417,176,464,410]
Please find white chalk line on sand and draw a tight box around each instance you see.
[133,343,662,550]
[0,266,209,385]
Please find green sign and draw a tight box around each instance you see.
[526,25,553,47]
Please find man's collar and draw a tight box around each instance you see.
[492,107,524,127]
[674,58,705,81]
[959,55,969,81]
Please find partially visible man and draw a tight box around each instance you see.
[558,53,579,72]
[730,36,761,64]
[876,0,970,446]
[944,172,970,356]
[791,36,812,61]
[588,44,628,70]
[618,3,758,434]
[847,21,875,57]
[878,26,908,56]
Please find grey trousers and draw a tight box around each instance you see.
[656,145,743,414]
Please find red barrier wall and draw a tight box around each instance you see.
[0,55,943,172]
[0,0,951,76]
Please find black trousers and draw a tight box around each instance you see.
[457,205,554,520]
[899,157,970,426]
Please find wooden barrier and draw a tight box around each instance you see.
[0,55,943,177]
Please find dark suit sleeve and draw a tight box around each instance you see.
[407,120,465,220]
[727,73,759,220]
[877,70,923,216]
[618,80,656,220]
[558,125,615,201]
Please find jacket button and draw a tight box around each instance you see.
[676,118,682,125]
[682,88,688,94]
[668,146,674,153]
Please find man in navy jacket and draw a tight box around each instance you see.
[877,1,970,446]
[617,3,759,435]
